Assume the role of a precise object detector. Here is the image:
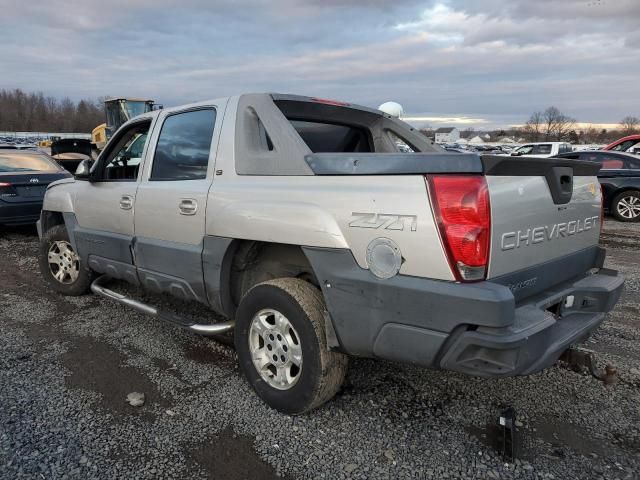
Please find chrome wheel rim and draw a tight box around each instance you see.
[48,241,80,284]
[617,196,640,219]
[248,309,302,390]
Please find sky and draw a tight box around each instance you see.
[1,0,638,129]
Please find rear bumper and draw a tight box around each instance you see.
[303,246,624,378]
[0,201,42,225]
[438,268,623,376]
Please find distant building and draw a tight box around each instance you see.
[434,127,460,143]
[468,135,485,144]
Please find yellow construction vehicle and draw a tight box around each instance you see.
[91,98,155,151]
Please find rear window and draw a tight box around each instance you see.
[289,120,372,153]
[0,153,58,172]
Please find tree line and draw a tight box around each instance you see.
[0,89,104,133]
[519,106,639,144]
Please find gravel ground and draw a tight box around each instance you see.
[0,219,639,480]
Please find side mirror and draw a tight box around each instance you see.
[75,159,94,180]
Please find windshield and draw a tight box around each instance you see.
[125,101,151,118]
[611,139,640,152]
[0,153,59,172]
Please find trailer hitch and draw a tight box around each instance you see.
[559,346,618,384]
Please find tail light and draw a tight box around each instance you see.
[426,175,491,282]
[0,182,17,197]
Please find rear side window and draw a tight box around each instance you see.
[532,144,552,155]
[387,131,417,153]
[624,156,640,169]
[289,120,372,153]
[151,109,216,181]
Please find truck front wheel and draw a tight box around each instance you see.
[235,278,348,414]
[38,224,94,295]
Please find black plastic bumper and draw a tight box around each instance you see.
[438,268,624,377]
[303,246,624,378]
[0,201,42,225]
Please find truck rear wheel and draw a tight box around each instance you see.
[38,224,94,295]
[235,278,348,414]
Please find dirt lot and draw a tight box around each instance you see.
[1,220,639,479]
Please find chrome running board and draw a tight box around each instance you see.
[90,275,235,336]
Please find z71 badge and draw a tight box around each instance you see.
[349,212,417,231]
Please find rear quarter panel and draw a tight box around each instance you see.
[206,175,455,280]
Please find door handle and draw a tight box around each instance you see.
[119,195,133,210]
[179,198,198,216]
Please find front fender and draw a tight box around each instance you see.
[42,181,76,212]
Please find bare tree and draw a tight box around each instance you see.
[541,106,576,141]
[521,111,543,142]
[620,116,640,136]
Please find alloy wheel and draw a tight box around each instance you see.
[617,195,640,220]
[248,308,303,390]
[47,241,80,284]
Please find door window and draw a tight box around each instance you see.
[600,155,624,169]
[96,121,151,181]
[150,109,216,181]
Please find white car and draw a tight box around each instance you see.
[511,142,572,158]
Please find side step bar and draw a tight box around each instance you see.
[90,275,234,336]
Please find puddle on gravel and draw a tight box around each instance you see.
[531,418,608,458]
[468,416,610,461]
[188,427,284,480]
[62,336,171,416]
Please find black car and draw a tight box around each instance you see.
[555,150,640,222]
[0,149,71,226]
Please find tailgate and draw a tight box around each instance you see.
[483,155,602,279]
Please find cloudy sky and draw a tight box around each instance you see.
[1,0,638,128]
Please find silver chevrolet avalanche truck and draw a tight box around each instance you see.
[37,94,624,414]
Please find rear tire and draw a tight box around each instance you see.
[611,191,640,222]
[235,278,348,414]
[38,224,94,295]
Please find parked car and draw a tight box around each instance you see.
[50,139,94,173]
[511,142,572,158]
[0,149,71,226]
[37,94,623,413]
[604,134,640,153]
[555,150,640,221]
